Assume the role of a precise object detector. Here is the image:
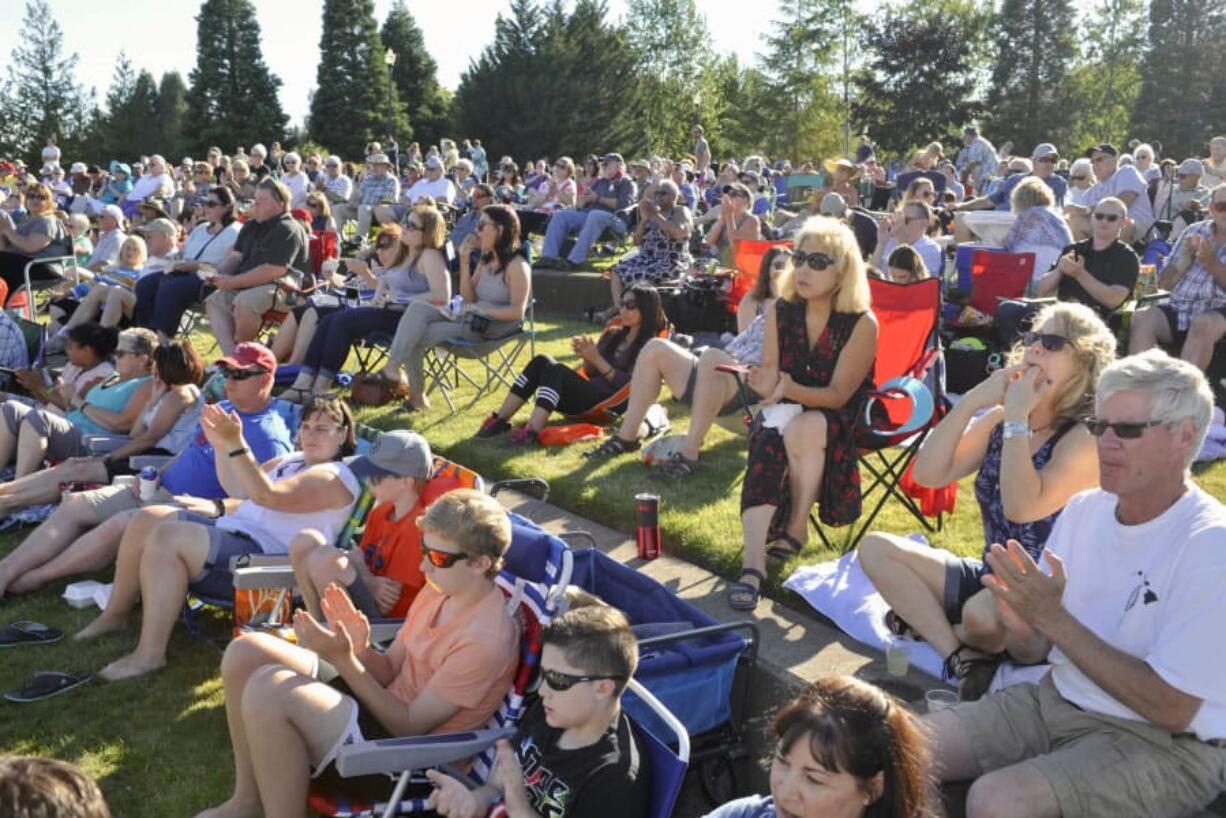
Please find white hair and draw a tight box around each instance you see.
[283,152,301,165]
[1096,349,1213,468]
[67,213,90,232]
[1134,143,1155,161]
[250,143,267,158]
[1069,157,1093,179]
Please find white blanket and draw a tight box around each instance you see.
[784,549,1049,692]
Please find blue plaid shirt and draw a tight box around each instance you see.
[355,173,400,206]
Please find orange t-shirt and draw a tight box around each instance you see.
[384,583,520,735]
[359,478,461,618]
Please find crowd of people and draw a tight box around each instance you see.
[0,122,1225,818]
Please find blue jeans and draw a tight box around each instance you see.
[133,272,205,337]
[301,306,404,378]
[541,209,626,264]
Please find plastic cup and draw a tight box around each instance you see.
[926,689,959,713]
[885,639,910,677]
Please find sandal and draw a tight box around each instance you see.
[4,671,92,703]
[582,435,640,459]
[0,621,64,648]
[942,646,1004,702]
[649,452,700,479]
[884,609,924,642]
[766,533,806,562]
[726,568,765,611]
[278,387,312,404]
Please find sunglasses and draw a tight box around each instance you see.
[420,539,470,569]
[25,194,46,201]
[1093,212,1121,222]
[791,250,835,270]
[203,200,223,207]
[540,668,625,692]
[376,239,396,249]
[1036,156,1058,164]
[1070,176,1088,182]
[1082,416,1165,439]
[1021,331,1069,352]
[222,367,263,381]
[621,298,638,309]
[404,222,423,231]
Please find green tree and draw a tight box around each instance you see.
[0,0,94,166]
[852,9,983,156]
[102,58,161,161]
[310,0,410,160]
[1131,0,1226,157]
[983,0,1078,153]
[756,0,846,164]
[380,0,450,147]
[184,0,288,156]
[156,72,189,161]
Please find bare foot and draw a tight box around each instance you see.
[99,652,165,681]
[74,613,129,641]
[191,796,262,818]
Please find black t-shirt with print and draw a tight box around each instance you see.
[233,212,310,281]
[1055,238,1139,317]
[512,700,649,818]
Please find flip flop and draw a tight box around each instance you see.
[0,621,64,648]
[4,671,92,703]
[766,533,805,562]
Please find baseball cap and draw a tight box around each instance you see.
[1178,158,1205,177]
[599,153,624,164]
[216,341,277,374]
[1031,143,1058,161]
[139,217,178,237]
[69,162,87,174]
[424,155,443,170]
[100,204,124,223]
[346,430,433,481]
[819,192,846,217]
[1087,143,1119,158]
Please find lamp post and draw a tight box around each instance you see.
[384,48,398,169]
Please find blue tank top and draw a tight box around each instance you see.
[67,375,150,437]
[974,421,1072,564]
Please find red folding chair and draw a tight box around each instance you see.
[310,230,340,276]
[730,239,790,314]
[967,249,1033,317]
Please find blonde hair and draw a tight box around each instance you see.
[1011,175,1055,212]
[1008,302,1116,426]
[418,489,511,578]
[118,235,148,268]
[67,213,90,233]
[781,217,872,313]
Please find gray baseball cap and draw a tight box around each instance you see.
[347,430,432,481]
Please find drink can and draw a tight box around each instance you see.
[635,493,660,560]
[138,466,159,502]
[449,294,464,315]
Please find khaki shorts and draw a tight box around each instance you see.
[77,483,176,521]
[954,672,1226,817]
[205,283,295,321]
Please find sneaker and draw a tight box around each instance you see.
[506,425,539,446]
[475,413,511,439]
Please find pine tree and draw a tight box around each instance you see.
[310,0,410,160]
[853,9,984,156]
[156,72,189,161]
[184,0,288,156]
[1,0,93,166]
[1131,0,1226,158]
[380,0,450,147]
[983,0,1078,153]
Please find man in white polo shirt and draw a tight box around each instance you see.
[926,349,1226,818]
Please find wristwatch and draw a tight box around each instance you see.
[1002,421,1032,441]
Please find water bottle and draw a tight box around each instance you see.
[449,294,464,316]
[138,466,159,502]
[635,493,661,560]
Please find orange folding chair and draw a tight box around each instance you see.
[966,249,1034,317]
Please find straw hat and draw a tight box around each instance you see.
[823,157,861,179]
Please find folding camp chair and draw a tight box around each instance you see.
[308,517,574,818]
[423,299,537,413]
[785,173,825,206]
[7,254,79,320]
[955,248,1034,318]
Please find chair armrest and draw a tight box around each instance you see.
[335,726,516,778]
[129,454,172,471]
[83,435,132,455]
[232,562,295,590]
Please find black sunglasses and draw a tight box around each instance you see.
[420,540,470,569]
[1082,416,1165,439]
[621,298,638,309]
[1021,331,1069,352]
[222,367,263,381]
[540,668,625,692]
[1093,212,1120,222]
[791,250,835,270]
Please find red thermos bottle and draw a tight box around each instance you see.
[635,493,661,560]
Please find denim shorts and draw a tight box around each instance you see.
[180,510,264,599]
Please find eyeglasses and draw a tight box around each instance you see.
[115,349,141,358]
[222,367,263,381]
[540,668,626,692]
[1093,212,1121,222]
[1082,416,1165,439]
[791,250,835,270]
[420,539,470,569]
[1021,331,1069,352]
[1070,176,1088,182]
[1211,201,1226,213]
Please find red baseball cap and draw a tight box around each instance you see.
[216,342,277,374]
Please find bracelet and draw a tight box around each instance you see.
[228,446,250,458]
[1002,421,1032,441]
[213,498,226,519]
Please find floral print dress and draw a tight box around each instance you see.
[740,299,874,533]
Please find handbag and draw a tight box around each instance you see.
[349,374,406,407]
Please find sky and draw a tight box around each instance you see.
[0,0,782,129]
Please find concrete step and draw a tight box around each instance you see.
[530,267,611,317]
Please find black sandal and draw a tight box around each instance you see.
[942,646,1004,702]
[649,453,700,479]
[582,435,640,459]
[727,568,765,610]
[884,609,924,642]
[766,533,805,561]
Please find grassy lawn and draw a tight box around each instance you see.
[1,311,1224,816]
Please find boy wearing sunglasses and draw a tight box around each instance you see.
[426,596,649,818]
